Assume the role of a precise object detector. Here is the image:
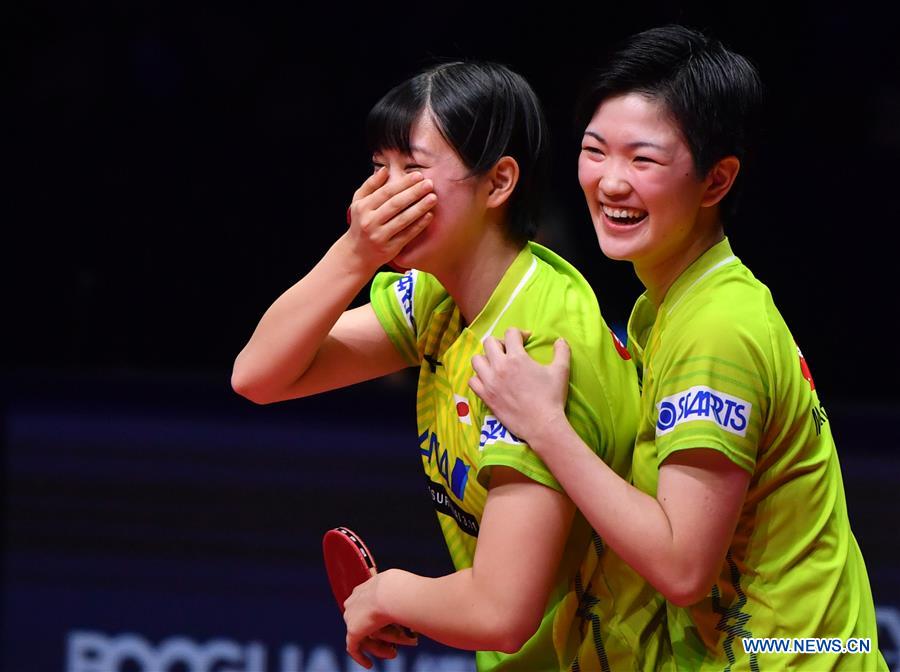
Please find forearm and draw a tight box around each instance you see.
[378,568,535,653]
[528,419,696,603]
[468,333,745,606]
[232,234,373,402]
[345,470,571,657]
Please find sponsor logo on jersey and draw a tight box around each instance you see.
[797,344,816,391]
[419,429,471,500]
[454,394,472,425]
[479,415,525,450]
[425,477,480,537]
[393,270,417,332]
[656,385,751,437]
[609,328,631,360]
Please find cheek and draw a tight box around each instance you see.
[577,160,599,196]
[642,170,703,207]
[433,183,476,218]
[634,174,678,209]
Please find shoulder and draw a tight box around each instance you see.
[669,262,776,348]
[657,262,783,400]
[372,268,448,303]
[519,244,636,379]
[372,269,451,326]
[524,244,639,424]
[523,243,603,343]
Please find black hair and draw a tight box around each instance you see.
[366,61,549,244]
[576,25,763,222]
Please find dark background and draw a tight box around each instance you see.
[4,1,899,670]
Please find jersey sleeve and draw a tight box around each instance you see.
[369,270,423,365]
[474,336,601,493]
[653,308,772,473]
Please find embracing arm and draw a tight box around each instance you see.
[343,466,574,666]
[231,169,435,403]
[469,330,750,607]
[525,422,747,606]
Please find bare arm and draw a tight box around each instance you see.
[520,421,748,606]
[469,329,750,606]
[231,168,436,403]
[342,466,575,667]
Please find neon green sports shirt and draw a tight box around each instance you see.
[371,242,669,671]
[628,238,886,671]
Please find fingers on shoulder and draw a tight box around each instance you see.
[553,337,571,363]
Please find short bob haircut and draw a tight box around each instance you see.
[576,25,763,222]
[366,61,549,244]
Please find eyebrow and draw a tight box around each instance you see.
[583,131,667,152]
[373,145,435,159]
[409,145,435,157]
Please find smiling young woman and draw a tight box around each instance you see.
[233,62,668,671]
[470,26,888,671]
[577,93,738,306]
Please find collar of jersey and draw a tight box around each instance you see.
[627,237,737,358]
[660,237,738,318]
[466,242,538,343]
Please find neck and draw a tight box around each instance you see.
[434,227,523,326]
[636,220,724,308]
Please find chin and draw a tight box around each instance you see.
[598,244,632,262]
[596,232,638,263]
[397,218,458,271]
[393,233,434,271]
[595,219,654,264]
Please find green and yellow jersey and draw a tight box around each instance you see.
[371,242,668,671]
[628,238,886,671]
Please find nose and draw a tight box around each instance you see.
[599,162,632,198]
[385,166,406,186]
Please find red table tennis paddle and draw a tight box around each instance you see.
[323,526,418,649]
[323,526,377,613]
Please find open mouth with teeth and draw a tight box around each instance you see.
[602,204,648,225]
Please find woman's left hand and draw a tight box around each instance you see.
[344,570,416,669]
[469,328,571,447]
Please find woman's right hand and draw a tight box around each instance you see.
[344,167,437,273]
[469,329,571,448]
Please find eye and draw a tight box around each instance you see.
[372,161,385,172]
[634,156,659,165]
[404,163,426,172]
[581,146,605,157]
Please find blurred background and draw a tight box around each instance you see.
[4,1,899,670]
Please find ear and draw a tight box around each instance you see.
[485,156,520,209]
[700,156,741,208]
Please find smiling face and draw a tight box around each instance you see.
[578,93,725,293]
[372,113,490,273]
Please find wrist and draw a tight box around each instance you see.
[331,232,380,279]
[375,568,406,623]
[528,411,572,453]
